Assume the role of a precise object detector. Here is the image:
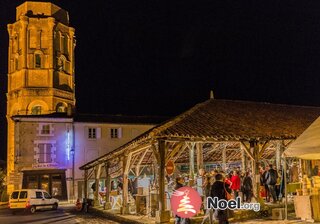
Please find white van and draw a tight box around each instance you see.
[9,189,59,213]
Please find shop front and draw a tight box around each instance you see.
[22,169,68,201]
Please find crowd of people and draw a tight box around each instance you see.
[174,164,284,224]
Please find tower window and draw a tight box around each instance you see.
[35,54,41,68]
[56,103,67,113]
[31,105,42,115]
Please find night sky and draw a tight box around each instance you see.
[2,0,320,161]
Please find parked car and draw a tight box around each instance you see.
[9,189,59,214]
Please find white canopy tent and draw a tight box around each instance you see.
[283,116,320,160]
[282,116,320,221]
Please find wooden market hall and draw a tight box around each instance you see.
[79,99,320,223]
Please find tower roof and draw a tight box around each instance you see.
[16,1,69,25]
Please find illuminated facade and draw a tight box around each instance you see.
[7,1,75,195]
[7,2,161,201]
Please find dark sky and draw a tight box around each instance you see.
[2,0,320,160]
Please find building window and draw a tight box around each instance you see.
[31,105,42,115]
[111,128,122,139]
[38,124,54,136]
[37,143,53,163]
[35,54,41,68]
[88,128,96,139]
[41,125,50,135]
[57,105,66,113]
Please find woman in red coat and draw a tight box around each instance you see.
[230,170,241,198]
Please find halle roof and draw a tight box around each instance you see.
[80,99,320,170]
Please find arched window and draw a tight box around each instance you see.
[56,103,67,113]
[31,105,42,115]
[57,56,66,71]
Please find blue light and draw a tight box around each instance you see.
[67,130,71,160]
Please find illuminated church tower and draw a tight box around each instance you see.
[7,2,75,193]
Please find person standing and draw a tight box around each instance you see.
[230,171,241,198]
[242,171,253,202]
[210,173,229,224]
[260,166,269,202]
[265,164,278,203]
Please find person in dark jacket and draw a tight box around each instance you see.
[265,164,278,203]
[242,171,253,202]
[210,173,229,224]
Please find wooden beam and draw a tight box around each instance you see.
[172,144,188,162]
[241,145,246,172]
[122,155,129,214]
[151,143,160,163]
[84,169,88,199]
[240,141,254,160]
[166,142,184,161]
[94,164,102,206]
[104,162,110,203]
[189,142,195,181]
[258,140,270,157]
[135,148,150,176]
[222,146,227,171]
[196,143,203,171]
[158,140,166,212]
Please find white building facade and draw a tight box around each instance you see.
[12,113,162,201]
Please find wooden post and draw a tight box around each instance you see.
[222,146,227,171]
[157,139,170,223]
[189,143,195,182]
[122,155,129,214]
[196,143,203,172]
[276,141,281,171]
[94,164,102,207]
[84,169,88,199]
[284,157,288,220]
[158,140,166,212]
[105,162,110,203]
[251,141,262,203]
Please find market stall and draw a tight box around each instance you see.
[284,116,320,222]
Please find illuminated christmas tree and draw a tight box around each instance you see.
[176,190,196,215]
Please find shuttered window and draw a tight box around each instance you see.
[38,143,52,163]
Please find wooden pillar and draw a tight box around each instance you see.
[251,141,261,203]
[276,141,281,171]
[94,164,102,207]
[222,146,227,171]
[189,143,195,182]
[157,140,170,223]
[84,169,88,199]
[196,143,204,172]
[122,155,129,214]
[284,157,288,220]
[105,162,110,203]
[241,145,247,172]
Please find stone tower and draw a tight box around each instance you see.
[6,2,75,192]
